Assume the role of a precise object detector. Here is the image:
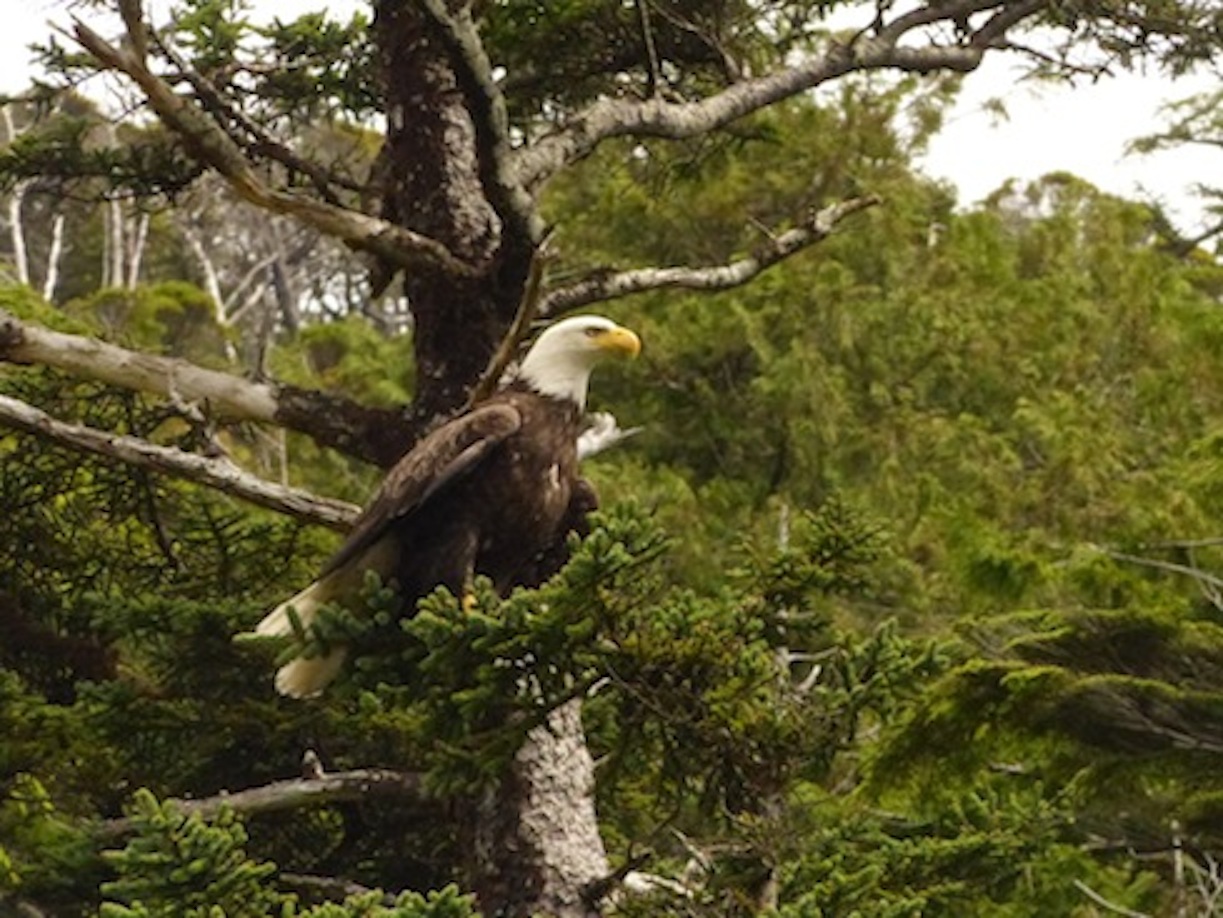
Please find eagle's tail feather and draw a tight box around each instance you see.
[274,647,347,699]
[250,576,347,698]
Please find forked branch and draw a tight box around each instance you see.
[0,308,417,467]
[511,0,1054,189]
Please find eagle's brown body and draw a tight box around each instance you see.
[254,316,638,697]
[329,383,588,601]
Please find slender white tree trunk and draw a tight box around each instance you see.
[8,181,29,286]
[42,213,65,301]
[126,211,149,289]
[181,224,226,323]
[104,195,124,288]
[1,107,30,288]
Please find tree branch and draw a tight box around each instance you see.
[68,19,477,279]
[1072,879,1153,918]
[279,873,394,905]
[0,393,359,530]
[510,0,1047,190]
[96,768,424,839]
[539,195,880,315]
[0,308,418,467]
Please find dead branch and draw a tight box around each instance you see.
[96,768,424,839]
[465,237,553,408]
[152,33,362,206]
[1072,880,1152,918]
[0,393,359,530]
[0,307,278,418]
[0,307,416,467]
[539,196,881,315]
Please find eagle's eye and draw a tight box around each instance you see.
[583,327,602,338]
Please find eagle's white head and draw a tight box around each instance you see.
[518,315,641,408]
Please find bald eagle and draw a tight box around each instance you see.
[253,315,641,697]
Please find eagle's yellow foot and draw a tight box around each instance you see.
[461,590,478,614]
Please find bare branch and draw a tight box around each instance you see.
[1072,880,1153,918]
[1095,544,1223,611]
[971,0,1050,48]
[540,196,880,315]
[0,393,359,530]
[152,32,362,205]
[0,307,278,419]
[465,236,553,408]
[69,19,477,279]
[0,308,417,467]
[96,769,424,839]
[510,0,1048,190]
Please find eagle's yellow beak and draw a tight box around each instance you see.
[595,325,642,359]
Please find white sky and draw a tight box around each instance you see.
[2,1,1217,233]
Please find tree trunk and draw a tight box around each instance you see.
[42,213,65,302]
[374,2,530,426]
[8,181,29,287]
[470,701,608,918]
[371,5,609,913]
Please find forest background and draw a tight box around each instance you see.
[3,0,1223,915]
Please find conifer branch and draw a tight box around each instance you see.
[0,393,360,530]
[96,769,424,839]
[539,196,880,315]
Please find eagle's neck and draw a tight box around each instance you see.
[516,350,594,409]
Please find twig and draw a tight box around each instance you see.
[637,0,663,97]
[464,235,554,407]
